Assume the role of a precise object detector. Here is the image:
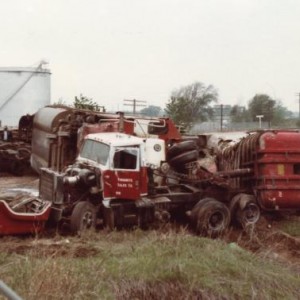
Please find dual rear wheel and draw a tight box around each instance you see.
[190,195,261,237]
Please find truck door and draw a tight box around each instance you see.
[103,146,147,200]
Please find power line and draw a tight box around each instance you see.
[123,99,147,114]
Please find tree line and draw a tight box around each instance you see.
[161,82,295,130]
[59,83,296,131]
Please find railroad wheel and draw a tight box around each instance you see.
[191,198,230,237]
[70,201,97,234]
[167,140,197,160]
[230,194,260,229]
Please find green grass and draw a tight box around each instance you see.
[0,229,299,299]
[279,220,300,237]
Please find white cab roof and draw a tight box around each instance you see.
[85,132,144,147]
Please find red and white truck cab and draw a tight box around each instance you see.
[39,132,175,232]
[75,132,165,202]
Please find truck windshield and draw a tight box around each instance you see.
[80,139,110,165]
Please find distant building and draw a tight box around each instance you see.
[0,63,51,126]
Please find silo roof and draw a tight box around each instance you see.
[0,67,51,74]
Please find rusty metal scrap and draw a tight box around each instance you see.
[0,141,31,175]
[217,132,261,189]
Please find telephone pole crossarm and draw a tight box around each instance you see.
[123,99,147,114]
[297,93,300,120]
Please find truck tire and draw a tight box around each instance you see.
[230,194,260,229]
[191,198,230,238]
[167,141,197,160]
[168,150,199,168]
[236,202,260,229]
[70,201,97,234]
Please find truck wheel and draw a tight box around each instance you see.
[70,201,97,234]
[190,197,213,212]
[230,194,260,228]
[167,141,197,160]
[191,198,230,238]
[236,202,260,229]
[168,150,199,168]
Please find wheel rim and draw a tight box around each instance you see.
[208,211,225,230]
[241,203,260,224]
[82,211,94,229]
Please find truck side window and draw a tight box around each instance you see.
[113,149,137,170]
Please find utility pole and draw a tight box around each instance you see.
[220,104,223,132]
[268,99,271,128]
[123,99,147,114]
[297,93,300,120]
[256,115,264,129]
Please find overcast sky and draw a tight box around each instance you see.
[1,0,300,112]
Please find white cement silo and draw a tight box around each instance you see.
[0,63,51,126]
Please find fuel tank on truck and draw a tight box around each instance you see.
[218,130,300,210]
[31,106,75,173]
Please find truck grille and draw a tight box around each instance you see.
[39,168,55,202]
[39,168,64,204]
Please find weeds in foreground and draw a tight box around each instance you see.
[0,229,299,299]
[279,220,300,237]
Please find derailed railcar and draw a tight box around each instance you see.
[218,130,300,211]
[31,105,182,174]
[0,119,33,176]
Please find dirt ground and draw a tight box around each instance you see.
[0,174,299,267]
[0,173,39,195]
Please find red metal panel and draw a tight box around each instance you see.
[218,130,300,210]
[258,189,300,210]
[102,169,148,200]
[158,119,182,141]
[255,131,300,210]
[258,131,300,151]
[0,201,51,235]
